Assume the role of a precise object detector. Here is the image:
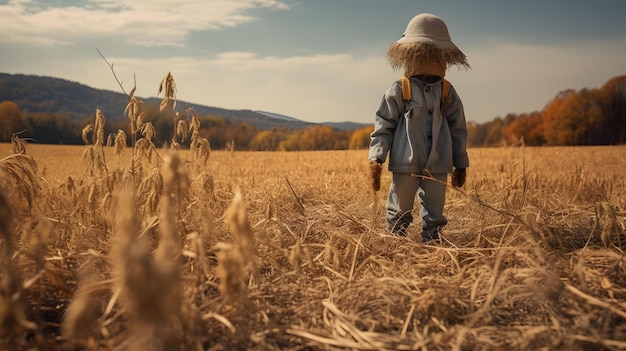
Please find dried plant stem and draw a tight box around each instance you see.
[284,176,305,213]
[97,48,129,97]
[0,191,36,349]
[564,283,626,319]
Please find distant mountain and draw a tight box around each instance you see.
[0,73,329,130]
[255,110,367,131]
[255,110,302,122]
[321,121,371,131]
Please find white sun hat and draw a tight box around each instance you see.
[395,13,459,50]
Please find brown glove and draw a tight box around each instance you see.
[369,159,383,191]
[451,168,466,188]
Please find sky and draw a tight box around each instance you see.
[1,0,625,125]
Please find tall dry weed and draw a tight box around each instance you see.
[61,241,107,346]
[122,87,161,177]
[158,71,179,147]
[111,183,179,351]
[189,111,211,167]
[136,167,164,216]
[82,109,112,200]
[216,190,257,303]
[158,71,176,114]
[0,191,36,350]
[135,123,161,169]
[0,136,41,213]
[124,87,144,141]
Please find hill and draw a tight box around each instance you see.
[0,73,327,130]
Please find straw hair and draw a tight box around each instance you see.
[386,42,470,76]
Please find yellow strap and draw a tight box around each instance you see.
[401,76,412,101]
[442,79,451,103]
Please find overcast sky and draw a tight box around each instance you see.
[1,0,625,124]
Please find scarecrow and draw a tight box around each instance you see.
[368,13,471,242]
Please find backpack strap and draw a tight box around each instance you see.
[441,79,451,105]
[400,76,452,106]
[401,76,412,101]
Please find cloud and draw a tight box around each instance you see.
[0,0,290,46]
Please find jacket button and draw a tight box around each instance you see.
[425,87,430,92]
[428,109,433,114]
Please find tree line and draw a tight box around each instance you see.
[469,75,626,146]
[0,99,374,150]
[1,75,624,149]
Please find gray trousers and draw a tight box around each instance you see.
[386,172,448,241]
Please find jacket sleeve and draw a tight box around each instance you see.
[444,86,470,169]
[368,81,404,162]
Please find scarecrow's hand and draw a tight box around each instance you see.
[452,168,466,188]
[369,159,383,192]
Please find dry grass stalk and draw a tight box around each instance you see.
[216,190,257,302]
[158,71,176,113]
[157,150,183,259]
[135,122,161,168]
[289,240,304,272]
[176,119,189,143]
[195,172,215,200]
[11,133,30,155]
[94,109,105,146]
[111,182,179,351]
[81,124,94,145]
[595,201,621,247]
[324,241,344,269]
[215,242,246,302]
[189,111,211,166]
[2,135,40,209]
[225,139,236,152]
[136,167,164,215]
[124,87,144,138]
[113,129,127,157]
[191,133,211,166]
[0,152,40,213]
[153,151,184,345]
[158,71,181,148]
[161,149,189,221]
[0,191,36,350]
[81,110,111,192]
[226,190,256,262]
[61,251,105,345]
[141,122,156,143]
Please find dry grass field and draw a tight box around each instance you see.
[1,141,625,351]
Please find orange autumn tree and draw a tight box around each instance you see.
[504,112,544,146]
[598,75,626,144]
[349,126,374,149]
[0,101,27,142]
[299,125,346,150]
[542,89,605,145]
[249,129,283,151]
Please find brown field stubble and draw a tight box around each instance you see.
[0,143,625,350]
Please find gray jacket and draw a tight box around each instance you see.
[368,76,469,174]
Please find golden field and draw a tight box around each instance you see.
[1,142,625,350]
